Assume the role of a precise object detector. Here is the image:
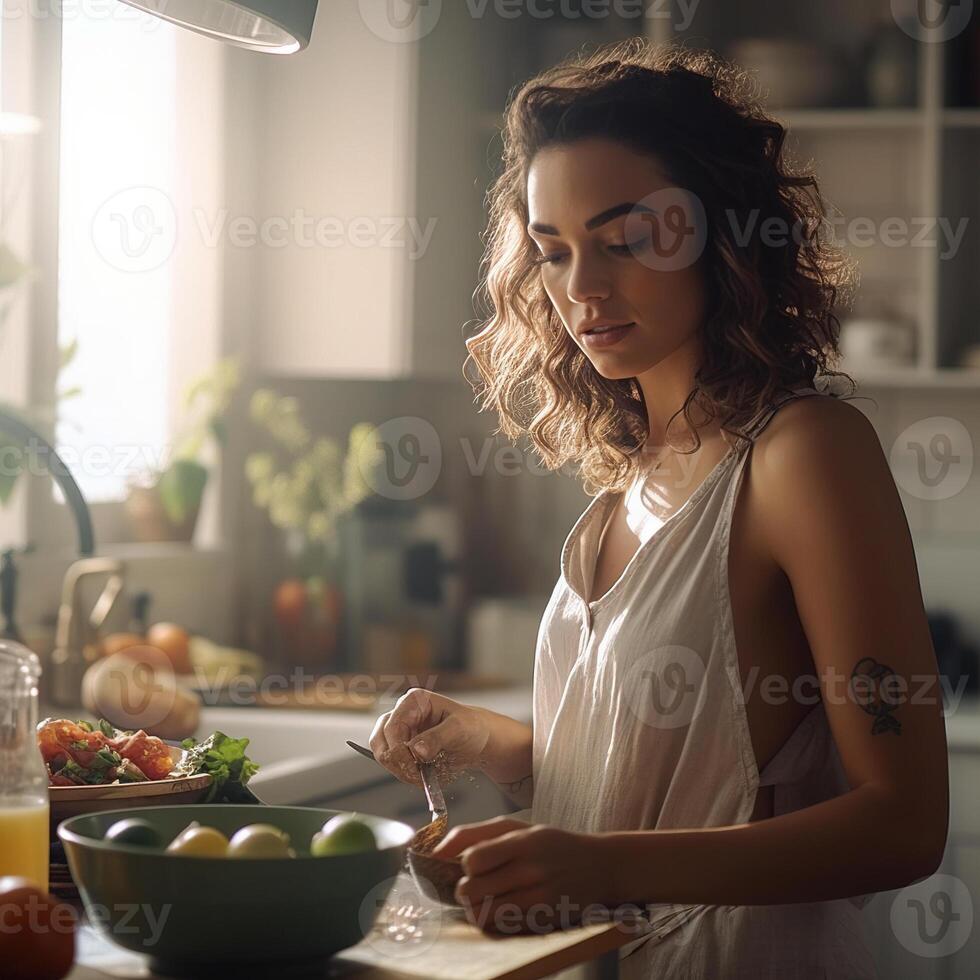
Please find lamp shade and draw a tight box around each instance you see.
[118,0,318,54]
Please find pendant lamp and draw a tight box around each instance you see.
[117,0,318,54]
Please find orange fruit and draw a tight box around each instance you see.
[99,632,145,658]
[0,876,76,980]
[273,578,308,629]
[145,622,193,674]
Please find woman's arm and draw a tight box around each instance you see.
[468,705,534,809]
[605,396,949,905]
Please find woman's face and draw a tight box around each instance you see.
[526,137,708,380]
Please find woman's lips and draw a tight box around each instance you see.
[581,322,635,349]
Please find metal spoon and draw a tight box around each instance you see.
[346,739,447,824]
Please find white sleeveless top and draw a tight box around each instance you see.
[529,385,879,979]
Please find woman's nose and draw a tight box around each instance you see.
[565,257,611,305]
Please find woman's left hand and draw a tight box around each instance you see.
[428,816,616,934]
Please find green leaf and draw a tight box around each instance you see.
[209,415,227,447]
[91,747,123,770]
[98,718,117,738]
[59,337,79,371]
[171,731,261,804]
[62,759,86,780]
[158,459,208,525]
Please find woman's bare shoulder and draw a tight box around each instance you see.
[747,392,902,566]
[753,392,883,470]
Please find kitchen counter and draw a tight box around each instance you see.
[57,687,980,978]
[67,875,634,979]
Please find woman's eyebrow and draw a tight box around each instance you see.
[527,201,654,236]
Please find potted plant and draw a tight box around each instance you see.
[124,357,240,543]
[245,389,381,668]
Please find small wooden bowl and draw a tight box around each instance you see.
[407,815,464,906]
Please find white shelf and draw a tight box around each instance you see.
[943,109,980,129]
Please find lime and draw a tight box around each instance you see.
[104,818,162,849]
[311,815,378,856]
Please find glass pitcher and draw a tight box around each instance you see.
[0,640,50,891]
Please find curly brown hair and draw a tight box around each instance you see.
[462,37,857,495]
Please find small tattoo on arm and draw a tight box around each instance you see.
[851,657,902,735]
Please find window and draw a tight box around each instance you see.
[56,7,177,503]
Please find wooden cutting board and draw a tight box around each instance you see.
[335,892,636,979]
[253,672,520,712]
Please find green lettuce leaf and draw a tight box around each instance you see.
[174,731,261,804]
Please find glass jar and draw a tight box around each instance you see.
[0,640,50,891]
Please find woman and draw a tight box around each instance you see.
[369,38,948,978]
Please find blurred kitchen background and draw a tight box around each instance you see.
[0,0,979,973]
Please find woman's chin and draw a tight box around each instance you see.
[587,352,650,380]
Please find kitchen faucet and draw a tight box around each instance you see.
[0,406,125,706]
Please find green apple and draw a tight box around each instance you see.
[311,814,378,856]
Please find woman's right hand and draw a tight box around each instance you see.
[368,688,491,787]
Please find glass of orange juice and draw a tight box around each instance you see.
[0,641,50,892]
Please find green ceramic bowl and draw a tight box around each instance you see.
[59,804,414,977]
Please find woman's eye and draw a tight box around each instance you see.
[533,253,567,266]
[609,239,647,255]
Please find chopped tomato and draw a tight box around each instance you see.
[108,729,174,780]
[37,718,173,785]
[36,720,109,770]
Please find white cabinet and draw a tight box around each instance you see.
[238,2,486,379]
